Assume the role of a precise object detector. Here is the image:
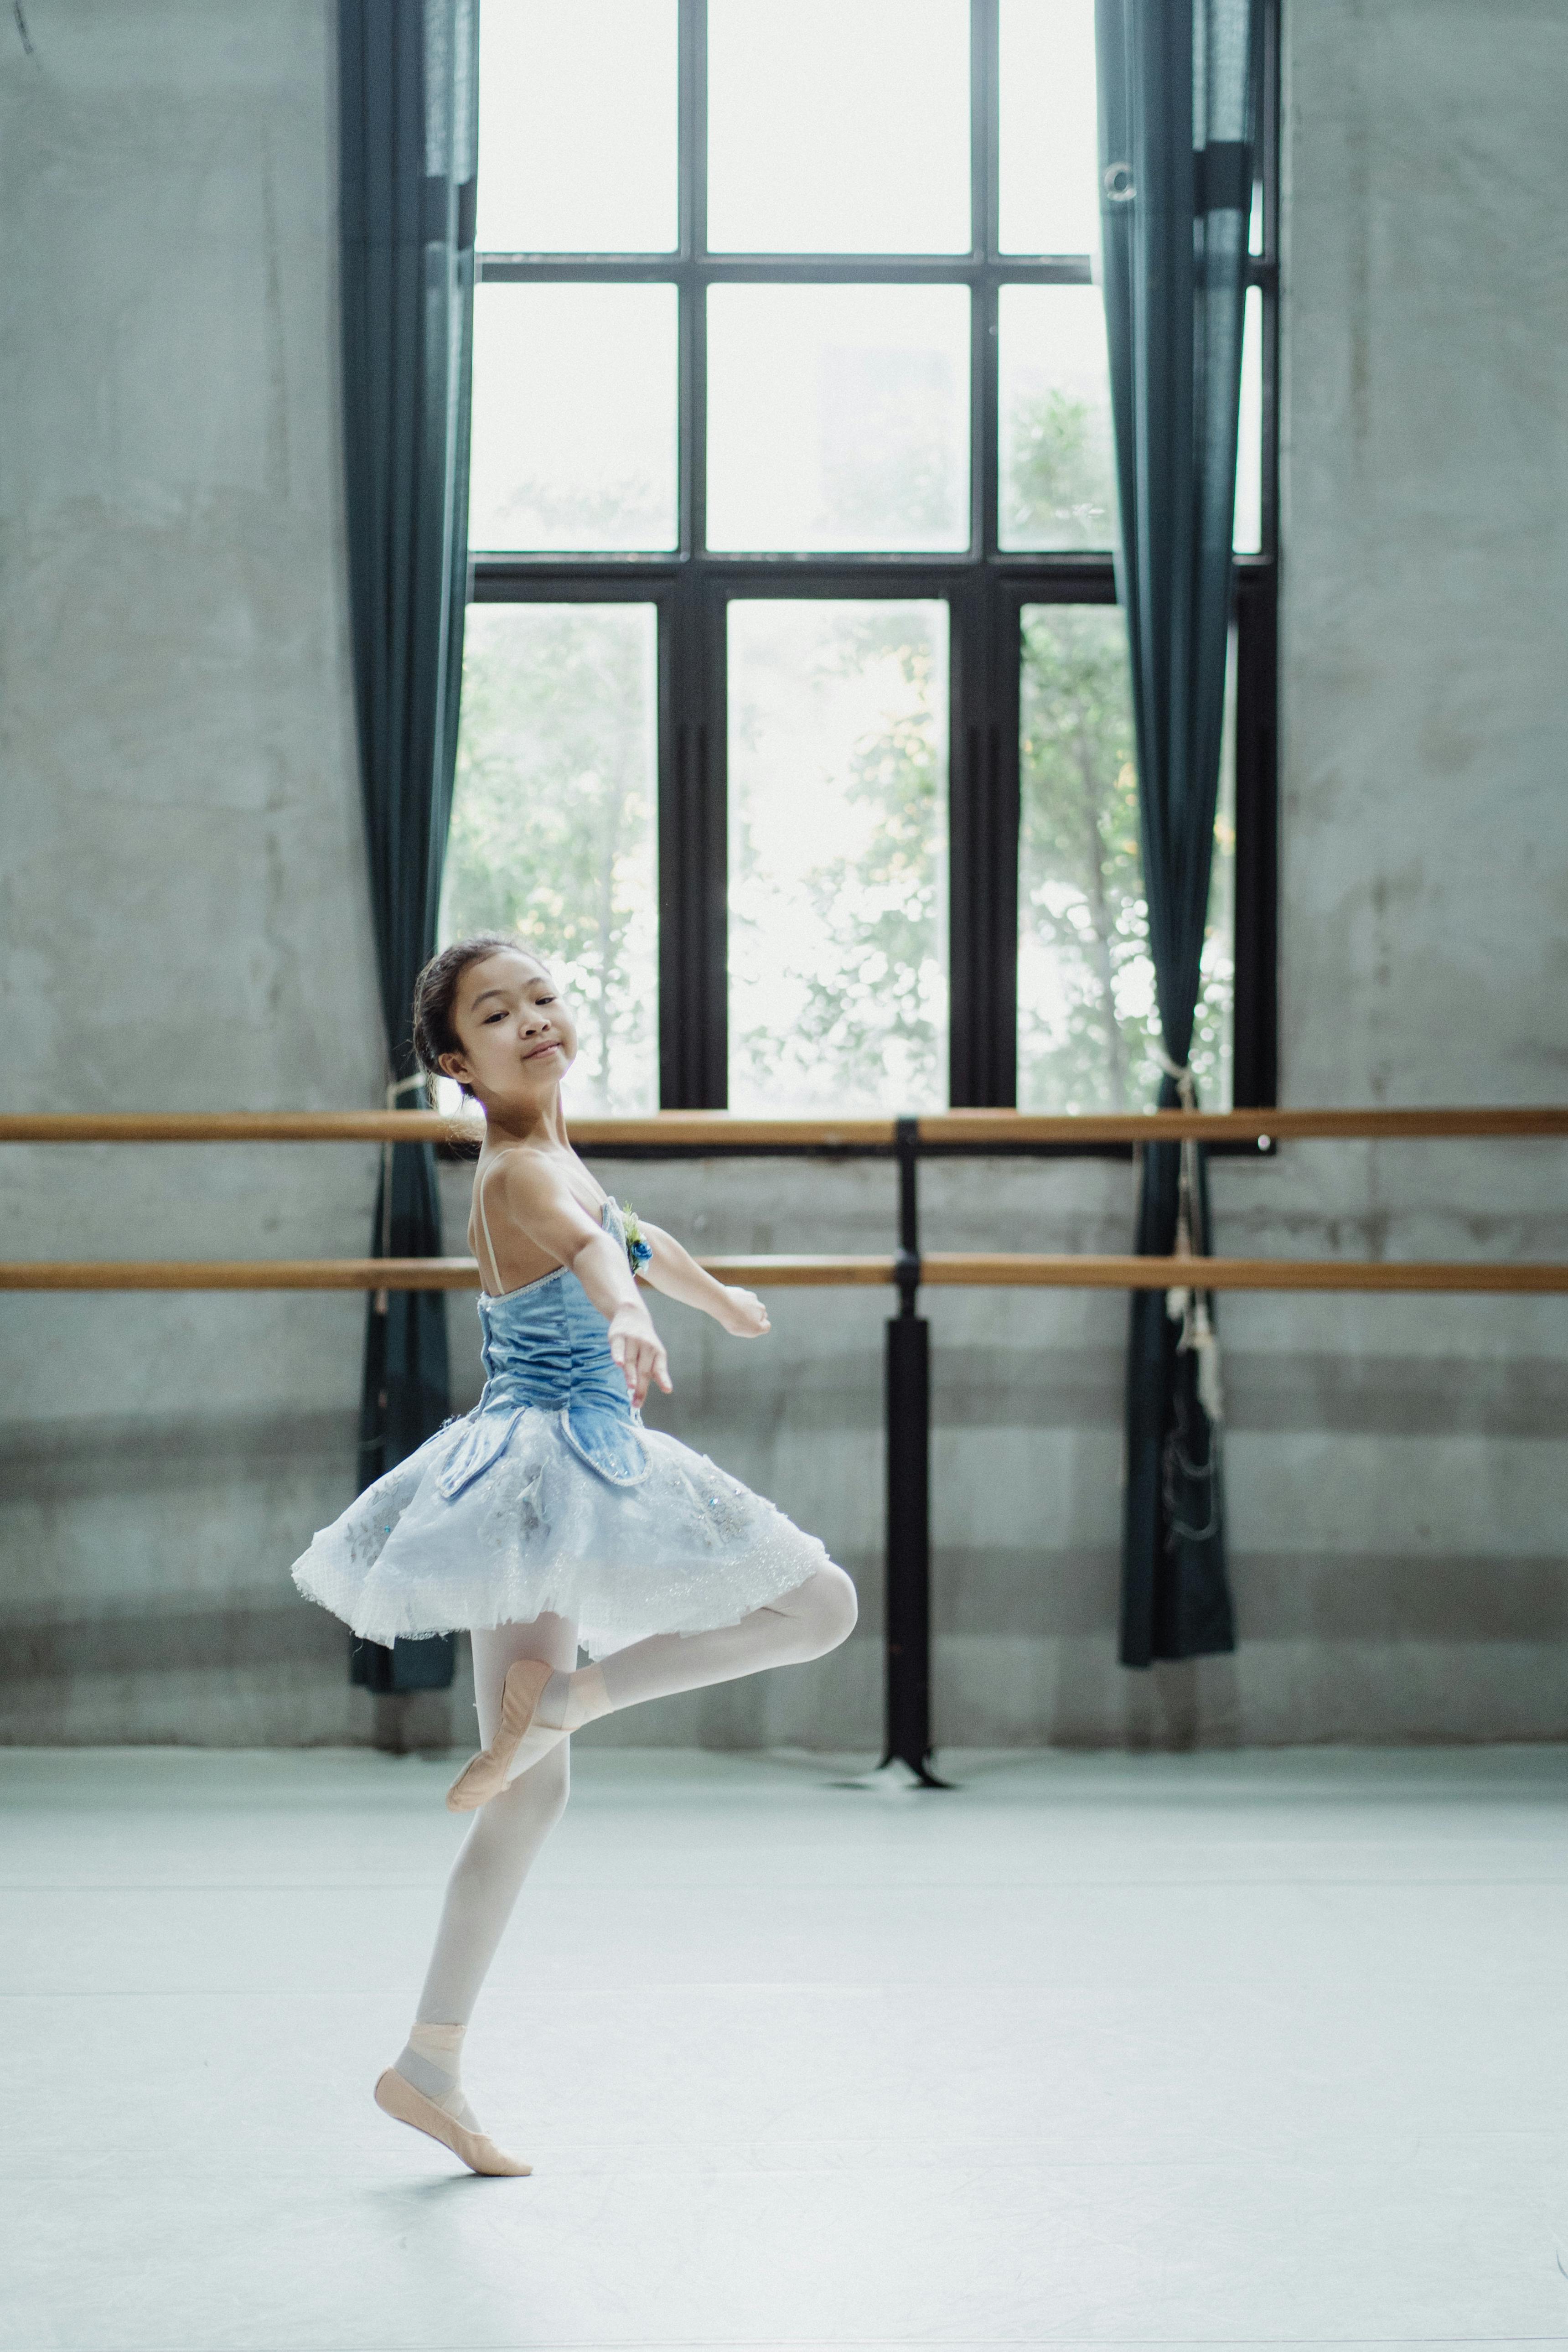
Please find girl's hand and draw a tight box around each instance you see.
[715,1285,770,1340]
[608,1303,673,1407]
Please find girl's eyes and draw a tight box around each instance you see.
[481,995,552,1025]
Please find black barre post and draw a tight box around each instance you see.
[881,1117,949,1787]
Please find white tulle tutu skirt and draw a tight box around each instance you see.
[290,1404,832,1659]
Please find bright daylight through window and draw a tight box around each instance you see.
[441,604,660,1113]
[449,0,1276,1116]
[727,601,948,1113]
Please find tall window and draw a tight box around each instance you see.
[448,0,1279,1115]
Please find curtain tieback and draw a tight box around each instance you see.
[1153,1047,1225,1426]
[1153,1044,1196,1113]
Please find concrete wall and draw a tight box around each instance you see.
[1,0,1564,1752]
[1226,0,1568,1743]
[0,2,394,1744]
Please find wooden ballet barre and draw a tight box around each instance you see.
[0,1259,485,1291]
[2,1255,1566,1293]
[0,1112,480,1145]
[0,1107,1565,1147]
[918,1106,1568,1145]
[915,1255,1568,1294]
[0,1112,892,1146]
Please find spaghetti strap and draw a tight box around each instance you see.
[474,1153,621,1299]
[473,1156,512,1297]
[474,1151,604,1297]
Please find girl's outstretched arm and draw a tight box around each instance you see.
[637,1222,770,1340]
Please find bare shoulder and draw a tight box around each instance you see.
[487,1145,603,1230]
[483,1144,548,1197]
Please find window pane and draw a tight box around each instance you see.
[998,285,1117,550]
[1234,284,1263,554]
[999,0,1100,255]
[1017,606,1233,1112]
[707,286,970,552]
[708,0,970,253]
[729,601,949,1112]
[443,606,659,1115]
[469,285,678,551]
[477,0,677,252]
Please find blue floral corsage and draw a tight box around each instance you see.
[620,1203,653,1278]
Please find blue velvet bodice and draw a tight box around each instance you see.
[434,1202,647,1497]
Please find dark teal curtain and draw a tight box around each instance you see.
[1096,0,1259,1667]
[339,0,477,1694]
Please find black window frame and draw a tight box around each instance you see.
[471,0,1280,1116]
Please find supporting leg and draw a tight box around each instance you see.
[377,1614,577,2171]
[414,1613,578,2027]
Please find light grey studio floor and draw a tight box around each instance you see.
[3,1742,1568,2352]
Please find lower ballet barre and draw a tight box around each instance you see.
[2,1254,1566,1291]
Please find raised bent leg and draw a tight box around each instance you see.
[577,1563,858,1723]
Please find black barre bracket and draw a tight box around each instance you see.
[880,1118,951,1788]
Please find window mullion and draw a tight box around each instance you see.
[660,572,727,1106]
[947,576,1019,1108]
[948,0,1009,1107]
[975,0,1000,261]
[678,0,707,558]
[972,0,999,562]
[1258,0,1281,564]
[1230,570,1278,1111]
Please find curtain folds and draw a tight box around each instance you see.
[338,0,478,1694]
[1095,0,1260,1667]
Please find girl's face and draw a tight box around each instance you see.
[440,949,579,1107]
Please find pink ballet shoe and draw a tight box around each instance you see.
[445,1657,565,1811]
[373,2067,530,2176]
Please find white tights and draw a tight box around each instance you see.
[396,1565,857,2114]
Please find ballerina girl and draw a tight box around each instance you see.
[291,934,857,2176]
